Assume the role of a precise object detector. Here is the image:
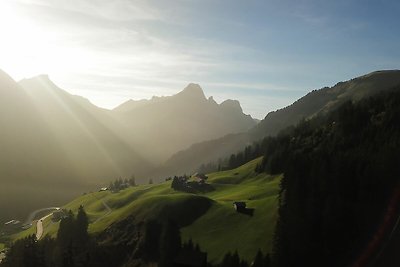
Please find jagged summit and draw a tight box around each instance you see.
[208,96,217,105]
[177,83,206,100]
[220,99,243,112]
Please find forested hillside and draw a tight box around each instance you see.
[257,87,400,266]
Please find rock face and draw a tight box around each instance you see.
[111,83,256,162]
[176,83,207,100]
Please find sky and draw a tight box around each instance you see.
[0,0,399,119]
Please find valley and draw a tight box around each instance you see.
[1,1,400,266]
[1,69,400,266]
[3,158,280,264]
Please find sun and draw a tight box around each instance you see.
[0,2,46,79]
[0,1,93,82]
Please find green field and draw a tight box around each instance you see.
[8,221,38,242]
[12,157,281,264]
[182,161,280,263]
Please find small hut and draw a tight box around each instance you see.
[233,201,246,211]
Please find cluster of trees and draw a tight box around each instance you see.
[226,145,264,170]
[170,175,190,191]
[197,141,268,174]
[218,250,270,267]
[255,88,400,266]
[111,218,206,267]
[1,204,271,267]
[108,175,136,192]
[148,220,269,267]
[1,206,97,267]
[170,175,213,193]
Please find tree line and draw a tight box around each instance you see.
[107,175,136,192]
[197,142,267,174]
[256,88,400,266]
[1,206,272,267]
[1,206,94,267]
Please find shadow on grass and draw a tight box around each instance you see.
[237,208,255,217]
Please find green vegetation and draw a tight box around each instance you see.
[259,88,400,266]
[182,159,280,263]
[10,224,36,242]
[1,208,97,267]
[9,158,279,264]
[0,243,4,250]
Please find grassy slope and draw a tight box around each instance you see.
[10,224,36,241]
[181,159,281,263]
[13,158,281,264]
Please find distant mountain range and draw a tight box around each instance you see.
[111,83,257,162]
[0,71,256,221]
[158,70,400,177]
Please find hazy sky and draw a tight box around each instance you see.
[1,0,399,119]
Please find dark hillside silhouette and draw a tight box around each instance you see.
[255,87,400,266]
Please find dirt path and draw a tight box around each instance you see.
[93,200,112,224]
[35,213,55,240]
[24,207,60,226]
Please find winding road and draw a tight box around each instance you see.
[24,207,60,226]
[23,207,60,240]
[35,213,54,240]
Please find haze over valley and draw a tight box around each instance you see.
[0,69,258,220]
[1,1,400,267]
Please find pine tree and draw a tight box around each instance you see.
[57,210,74,246]
[76,205,89,244]
[159,220,181,267]
[252,250,264,267]
[129,174,136,186]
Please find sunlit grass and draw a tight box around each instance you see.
[10,157,280,264]
[181,158,281,263]
[10,223,36,241]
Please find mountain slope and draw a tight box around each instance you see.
[251,69,400,139]
[19,75,150,179]
[0,71,257,222]
[0,74,152,222]
[20,158,280,264]
[111,83,256,162]
[260,86,400,266]
[159,70,400,178]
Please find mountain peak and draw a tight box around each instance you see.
[20,74,56,88]
[0,69,17,87]
[220,99,243,112]
[177,83,206,100]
